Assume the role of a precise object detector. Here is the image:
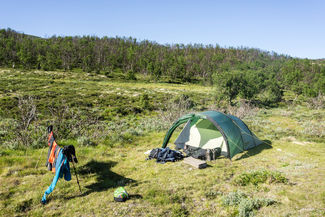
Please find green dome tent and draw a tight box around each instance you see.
[161,111,263,159]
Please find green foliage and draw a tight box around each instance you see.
[238,198,276,217]
[232,170,288,186]
[214,70,244,104]
[256,80,282,106]
[205,190,223,199]
[144,188,189,216]
[126,70,137,80]
[280,59,325,97]
[144,188,171,205]
[222,191,248,206]
[0,69,216,149]
[214,69,283,106]
[140,93,150,110]
[1,28,324,102]
[222,191,277,217]
[0,102,325,216]
[77,136,97,146]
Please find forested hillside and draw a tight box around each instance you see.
[0,28,324,104]
[1,29,325,216]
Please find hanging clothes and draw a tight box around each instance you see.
[41,149,71,204]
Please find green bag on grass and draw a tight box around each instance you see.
[114,187,129,202]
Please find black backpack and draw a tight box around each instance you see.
[184,145,221,160]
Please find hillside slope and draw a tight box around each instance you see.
[0,69,324,216]
[1,28,324,101]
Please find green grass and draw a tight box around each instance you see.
[1,69,325,216]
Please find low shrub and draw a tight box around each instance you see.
[232,170,288,186]
[222,191,277,217]
[205,190,223,199]
[222,191,247,206]
[77,136,97,146]
[307,93,325,110]
[227,100,258,119]
[238,197,276,217]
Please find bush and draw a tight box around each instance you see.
[140,93,150,110]
[214,70,245,105]
[256,81,282,106]
[126,70,137,80]
[205,190,223,199]
[238,198,255,217]
[0,96,47,149]
[232,170,288,186]
[157,94,195,124]
[238,198,276,217]
[77,136,97,146]
[307,93,325,109]
[214,70,283,106]
[227,100,258,119]
[222,191,247,206]
[222,191,277,217]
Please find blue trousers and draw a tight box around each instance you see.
[42,150,71,203]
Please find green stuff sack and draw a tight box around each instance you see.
[114,187,129,202]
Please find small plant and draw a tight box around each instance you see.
[2,96,46,149]
[205,190,223,199]
[140,93,150,110]
[232,170,288,186]
[238,198,255,217]
[222,191,277,217]
[238,198,276,217]
[222,191,247,206]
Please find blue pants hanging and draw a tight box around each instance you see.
[41,149,71,204]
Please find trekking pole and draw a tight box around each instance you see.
[71,160,82,194]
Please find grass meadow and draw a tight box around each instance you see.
[0,69,324,216]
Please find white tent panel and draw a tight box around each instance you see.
[174,120,227,153]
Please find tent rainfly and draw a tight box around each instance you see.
[161,111,263,159]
